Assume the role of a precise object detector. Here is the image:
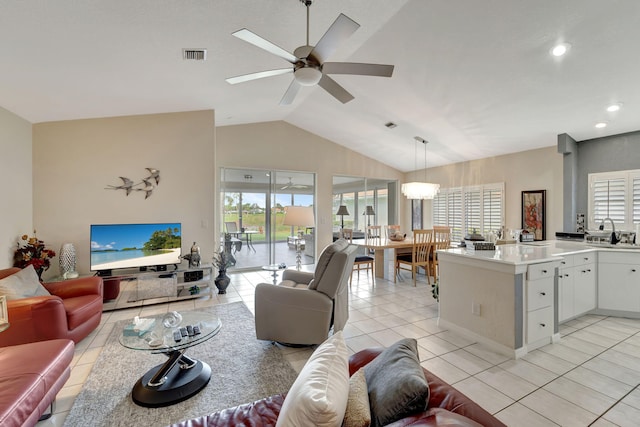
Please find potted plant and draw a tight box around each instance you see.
[212,246,235,294]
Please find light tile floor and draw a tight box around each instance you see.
[38,269,640,427]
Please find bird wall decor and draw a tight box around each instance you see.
[105,168,161,199]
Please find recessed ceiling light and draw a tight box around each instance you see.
[606,103,622,112]
[551,43,571,57]
[595,122,607,129]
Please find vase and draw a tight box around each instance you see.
[59,243,76,278]
[214,271,231,294]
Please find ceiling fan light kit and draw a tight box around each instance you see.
[225,0,394,104]
[294,65,322,86]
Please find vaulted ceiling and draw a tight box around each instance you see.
[2,0,639,172]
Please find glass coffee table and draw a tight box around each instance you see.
[119,311,221,407]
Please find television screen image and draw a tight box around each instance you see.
[90,223,182,272]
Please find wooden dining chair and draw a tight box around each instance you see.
[366,225,382,241]
[431,226,451,281]
[395,229,433,286]
[342,228,374,285]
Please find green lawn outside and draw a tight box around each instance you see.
[224,213,306,242]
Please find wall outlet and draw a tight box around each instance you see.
[472,302,481,316]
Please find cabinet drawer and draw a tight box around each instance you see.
[527,307,553,343]
[527,263,555,281]
[527,280,554,311]
[599,251,640,265]
[558,256,574,268]
[574,252,596,266]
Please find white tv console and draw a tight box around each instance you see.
[100,263,213,311]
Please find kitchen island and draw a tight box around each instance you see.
[438,240,639,358]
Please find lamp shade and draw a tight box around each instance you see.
[283,206,315,227]
[336,205,350,216]
[364,205,375,216]
[401,182,440,200]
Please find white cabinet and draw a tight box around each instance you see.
[598,252,640,312]
[558,252,597,323]
[526,261,556,347]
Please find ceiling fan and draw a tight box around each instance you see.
[281,177,310,190]
[225,0,394,105]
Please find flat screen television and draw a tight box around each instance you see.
[90,222,182,274]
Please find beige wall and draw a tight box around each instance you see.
[0,107,33,268]
[32,110,215,278]
[404,146,563,239]
[216,121,405,251]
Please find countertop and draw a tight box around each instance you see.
[439,240,640,266]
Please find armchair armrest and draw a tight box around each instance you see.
[44,276,103,299]
[281,270,313,285]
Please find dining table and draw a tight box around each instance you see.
[354,238,417,279]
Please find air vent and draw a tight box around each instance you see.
[183,49,207,61]
[385,122,397,129]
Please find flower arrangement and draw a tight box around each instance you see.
[13,231,56,277]
[212,247,235,273]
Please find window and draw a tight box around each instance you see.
[588,169,640,230]
[433,183,505,242]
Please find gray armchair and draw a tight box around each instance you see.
[255,239,358,345]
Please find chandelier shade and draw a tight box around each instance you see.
[402,136,440,200]
[401,182,440,200]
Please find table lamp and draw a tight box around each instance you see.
[336,205,350,229]
[363,205,375,227]
[284,206,315,270]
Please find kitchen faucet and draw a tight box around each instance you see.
[599,217,620,244]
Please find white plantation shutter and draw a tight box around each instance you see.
[432,183,504,243]
[465,188,481,235]
[448,188,463,242]
[433,192,447,227]
[483,186,503,236]
[589,170,640,231]
[633,174,640,224]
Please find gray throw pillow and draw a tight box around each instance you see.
[364,338,429,427]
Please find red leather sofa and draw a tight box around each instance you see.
[0,267,103,347]
[0,339,74,427]
[169,347,507,427]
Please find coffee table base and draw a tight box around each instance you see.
[132,359,211,407]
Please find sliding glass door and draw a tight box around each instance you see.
[220,168,315,271]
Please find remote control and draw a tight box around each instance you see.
[186,325,194,336]
[180,327,188,337]
[173,330,182,342]
[193,325,201,335]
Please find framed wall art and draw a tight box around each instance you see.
[411,199,423,231]
[522,190,546,241]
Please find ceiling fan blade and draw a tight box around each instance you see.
[226,68,292,85]
[322,62,394,77]
[280,79,301,105]
[308,14,359,64]
[318,75,354,104]
[231,28,298,64]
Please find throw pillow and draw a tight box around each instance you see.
[309,238,348,290]
[0,265,51,300]
[276,331,350,427]
[342,368,371,427]
[364,338,430,427]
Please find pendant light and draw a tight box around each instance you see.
[401,136,440,200]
